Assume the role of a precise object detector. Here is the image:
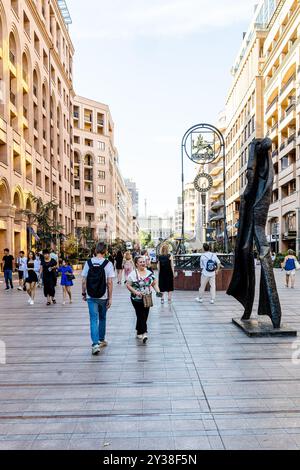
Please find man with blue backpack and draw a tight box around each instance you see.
[195,244,221,305]
[82,242,115,355]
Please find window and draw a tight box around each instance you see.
[99,199,106,207]
[98,185,105,194]
[98,141,105,151]
[97,156,105,165]
[34,32,40,55]
[23,12,30,36]
[11,0,18,16]
[98,171,105,179]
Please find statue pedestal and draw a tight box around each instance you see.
[232,318,297,338]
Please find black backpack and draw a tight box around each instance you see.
[86,259,109,298]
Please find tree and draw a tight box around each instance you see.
[139,231,151,249]
[21,194,63,250]
[63,235,78,260]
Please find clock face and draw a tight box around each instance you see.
[194,173,213,193]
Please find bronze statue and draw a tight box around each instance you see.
[227,138,282,329]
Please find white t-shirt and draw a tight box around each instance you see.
[200,252,221,278]
[82,257,115,299]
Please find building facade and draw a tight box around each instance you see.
[207,111,226,247]
[73,95,117,244]
[0,0,74,254]
[222,0,300,254]
[224,14,266,246]
[139,215,174,246]
[263,0,300,253]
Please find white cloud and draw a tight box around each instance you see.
[71,0,255,40]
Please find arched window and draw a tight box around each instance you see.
[84,154,93,167]
[9,32,17,66]
[13,191,21,210]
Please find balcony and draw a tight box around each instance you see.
[84,115,92,123]
[74,111,79,119]
[280,74,296,96]
[97,119,104,126]
[266,96,278,115]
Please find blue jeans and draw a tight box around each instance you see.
[4,270,13,288]
[87,298,108,346]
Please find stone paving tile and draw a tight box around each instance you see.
[1,271,300,449]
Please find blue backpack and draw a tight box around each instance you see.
[205,255,217,273]
[285,258,296,271]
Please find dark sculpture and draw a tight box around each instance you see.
[227,138,282,329]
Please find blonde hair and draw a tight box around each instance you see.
[124,251,132,261]
[160,244,169,256]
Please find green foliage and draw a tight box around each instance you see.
[63,236,78,260]
[139,231,151,249]
[21,194,63,249]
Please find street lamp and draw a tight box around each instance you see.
[181,123,229,253]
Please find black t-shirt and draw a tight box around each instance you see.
[3,255,14,270]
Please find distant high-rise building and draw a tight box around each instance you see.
[124,179,139,217]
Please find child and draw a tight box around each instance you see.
[58,260,74,304]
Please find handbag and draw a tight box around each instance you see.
[295,260,300,271]
[66,272,75,280]
[143,293,153,308]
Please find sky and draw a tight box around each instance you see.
[67,0,256,217]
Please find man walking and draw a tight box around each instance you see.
[196,244,221,305]
[82,242,115,355]
[2,249,14,290]
[16,251,27,291]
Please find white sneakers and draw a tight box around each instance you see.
[92,344,100,355]
[142,333,148,344]
[195,297,215,304]
[136,334,148,343]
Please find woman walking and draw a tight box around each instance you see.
[126,256,161,343]
[158,244,175,304]
[115,250,124,284]
[58,260,74,304]
[123,251,134,282]
[141,249,153,273]
[283,250,299,289]
[25,251,38,305]
[40,249,57,305]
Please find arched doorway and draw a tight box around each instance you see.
[13,190,23,254]
[0,179,10,254]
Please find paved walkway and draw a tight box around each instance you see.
[1,269,300,450]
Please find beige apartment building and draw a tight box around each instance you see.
[223,0,300,254]
[263,0,300,253]
[224,7,267,246]
[207,111,226,246]
[73,95,135,245]
[0,0,74,254]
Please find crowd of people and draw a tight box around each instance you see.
[2,243,300,356]
[2,248,74,306]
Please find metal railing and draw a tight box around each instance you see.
[174,254,234,271]
[266,96,278,113]
[280,74,296,95]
